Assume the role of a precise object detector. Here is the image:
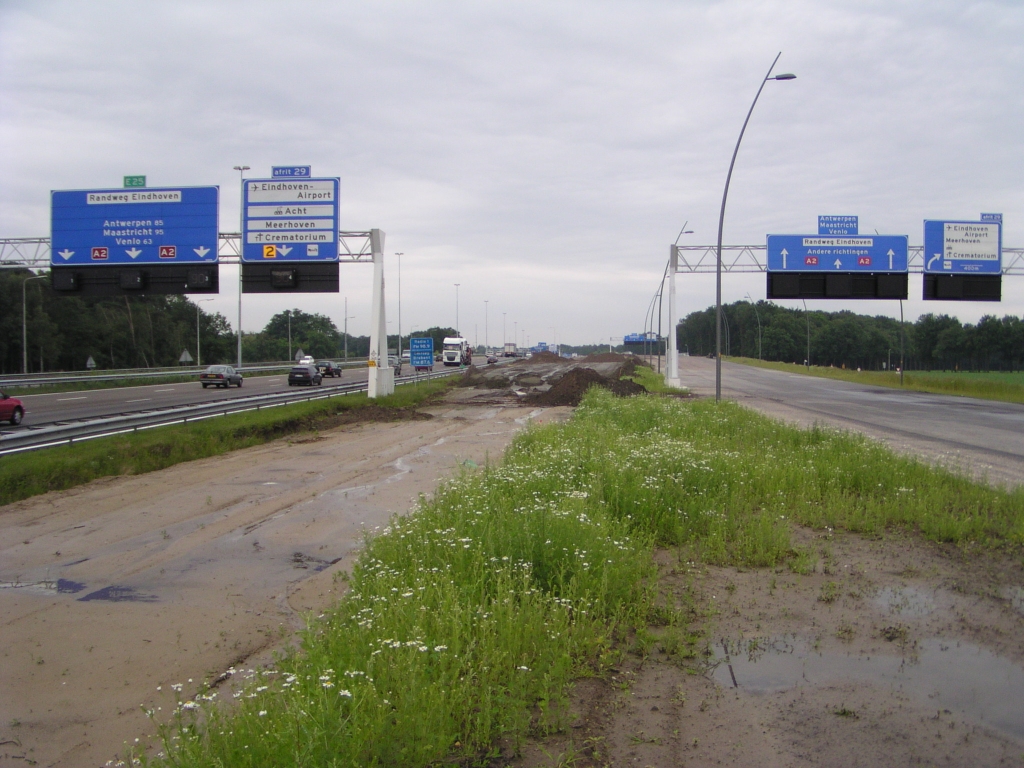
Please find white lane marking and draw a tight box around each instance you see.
[57,396,87,401]
[126,398,152,403]
[154,388,175,393]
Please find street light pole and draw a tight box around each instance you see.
[502,313,506,351]
[745,293,762,360]
[484,300,488,354]
[287,309,292,361]
[22,273,46,374]
[395,253,403,359]
[802,299,811,367]
[233,165,249,368]
[715,54,795,401]
[454,283,460,336]
[196,298,214,367]
[343,296,356,360]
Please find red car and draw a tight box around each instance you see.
[0,391,25,425]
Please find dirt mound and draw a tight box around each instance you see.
[527,351,563,362]
[525,367,646,407]
[581,352,633,363]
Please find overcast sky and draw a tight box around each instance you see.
[2,1,1022,346]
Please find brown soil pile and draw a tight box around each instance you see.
[526,351,563,362]
[581,352,633,363]
[525,367,646,406]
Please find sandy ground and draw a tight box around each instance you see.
[515,532,1024,767]
[0,389,570,767]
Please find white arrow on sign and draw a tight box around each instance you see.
[126,248,142,259]
[194,246,210,257]
[277,245,292,256]
[833,258,842,269]
[887,249,894,270]
[57,249,74,260]
[780,248,788,269]
[927,253,941,270]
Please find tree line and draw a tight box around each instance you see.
[677,301,1024,371]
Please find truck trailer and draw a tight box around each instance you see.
[442,337,472,367]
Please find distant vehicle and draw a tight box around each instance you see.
[388,355,403,376]
[487,355,498,365]
[401,350,411,361]
[442,337,472,367]
[288,365,322,386]
[200,365,243,388]
[0,391,25,425]
[299,355,314,365]
[503,341,517,357]
[316,360,342,378]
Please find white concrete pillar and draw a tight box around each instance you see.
[367,229,394,398]
[666,244,681,389]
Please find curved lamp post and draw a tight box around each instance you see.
[22,273,47,373]
[715,53,795,401]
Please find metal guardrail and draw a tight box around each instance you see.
[0,360,370,389]
[0,369,457,456]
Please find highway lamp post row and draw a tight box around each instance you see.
[745,293,762,360]
[714,54,795,401]
[484,300,488,354]
[454,283,460,337]
[502,313,506,350]
[287,309,292,362]
[395,253,403,359]
[22,273,46,374]
[802,299,811,367]
[233,165,249,368]
[343,296,355,361]
[196,298,214,368]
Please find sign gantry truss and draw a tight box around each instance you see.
[673,245,1024,275]
[0,232,377,269]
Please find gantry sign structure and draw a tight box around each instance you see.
[1,168,397,398]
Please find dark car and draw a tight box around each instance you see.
[0,391,25,425]
[288,365,323,386]
[200,365,243,388]
[316,360,342,378]
[486,356,498,365]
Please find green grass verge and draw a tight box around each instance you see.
[141,389,1023,767]
[728,356,1024,405]
[622,364,689,395]
[0,378,452,507]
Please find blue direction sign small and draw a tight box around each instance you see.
[409,337,434,368]
[51,186,219,266]
[272,166,311,178]
[818,216,858,236]
[923,219,1002,274]
[242,177,340,262]
[766,234,909,272]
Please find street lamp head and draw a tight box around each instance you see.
[772,73,796,80]
[233,165,250,172]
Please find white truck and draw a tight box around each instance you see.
[442,337,472,367]
[503,341,517,358]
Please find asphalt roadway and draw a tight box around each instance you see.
[676,355,1024,489]
[5,362,444,428]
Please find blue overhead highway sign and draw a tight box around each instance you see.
[766,234,909,272]
[923,219,1002,274]
[818,215,858,236]
[272,166,311,178]
[51,186,219,266]
[242,177,340,262]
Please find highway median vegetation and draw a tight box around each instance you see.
[0,378,451,507]
[140,389,1023,767]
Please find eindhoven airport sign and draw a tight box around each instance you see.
[51,187,219,266]
[242,178,340,262]
[922,215,1002,301]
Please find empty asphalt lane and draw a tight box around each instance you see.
[677,356,1024,488]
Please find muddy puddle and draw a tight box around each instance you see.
[713,634,1024,740]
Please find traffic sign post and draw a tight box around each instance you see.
[50,186,219,296]
[922,216,1002,301]
[409,337,434,370]
[241,175,340,293]
[766,232,909,300]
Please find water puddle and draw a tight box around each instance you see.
[713,635,1024,740]
[78,585,158,602]
[873,586,936,617]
